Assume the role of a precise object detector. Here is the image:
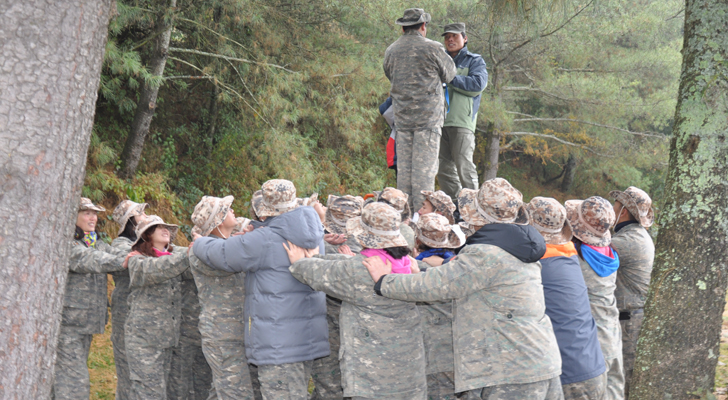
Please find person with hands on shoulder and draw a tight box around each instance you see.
[363,178,563,400]
[52,198,130,399]
[285,202,427,400]
[124,215,192,400]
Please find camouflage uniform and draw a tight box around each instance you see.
[189,195,256,400]
[168,274,214,400]
[384,9,456,211]
[52,238,127,399]
[565,198,624,400]
[609,187,655,399]
[125,216,191,400]
[371,188,416,249]
[111,235,134,400]
[421,190,457,224]
[561,371,607,400]
[290,254,427,399]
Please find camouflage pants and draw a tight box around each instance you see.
[168,341,214,400]
[51,328,93,399]
[604,356,625,400]
[127,340,173,400]
[201,340,256,399]
[427,371,457,400]
[437,127,478,200]
[111,275,132,400]
[396,127,441,212]
[473,376,564,400]
[257,360,313,400]
[310,300,344,400]
[619,309,643,399]
[562,371,607,400]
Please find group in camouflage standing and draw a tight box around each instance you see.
[52,7,656,400]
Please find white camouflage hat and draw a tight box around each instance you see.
[609,186,654,228]
[415,213,465,249]
[526,197,573,245]
[191,195,234,236]
[348,202,409,249]
[257,179,298,218]
[131,215,179,248]
[79,197,105,212]
[112,200,148,236]
[565,197,615,247]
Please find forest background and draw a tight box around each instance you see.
[86,0,682,240]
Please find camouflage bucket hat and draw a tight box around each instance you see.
[395,8,431,26]
[191,195,234,236]
[526,197,573,245]
[374,187,411,221]
[324,194,365,235]
[477,178,529,225]
[79,197,105,213]
[565,197,615,247]
[421,190,457,224]
[441,22,466,36]
[257,179,298,218]
[609,186,654,228]
[347,202,409,249]
[416,213,465,249]
[458,221,478,238]
[250,190,264,220]
[112,200,148,235]
[457,188,488,228]
[131,215,179,248]
[297,193,319,207]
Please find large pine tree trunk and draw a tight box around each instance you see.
[482,122,500,181]
[0,1,113,398]
[560,153,576,193]
[630,1,728,398]
[118,0,177,179]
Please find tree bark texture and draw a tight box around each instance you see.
[0,1,113,398]
[560,153,576,193]
[118,0,176,179]
[630,1,728,398]
[482,123,500,181]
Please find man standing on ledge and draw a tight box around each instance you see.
[384,8,456,212]
[438,23,488,201]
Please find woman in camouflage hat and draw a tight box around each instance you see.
[53,198,130,399]
[565,197,624,400]
[527,197,607,399]
[418,190,457,224]
[369,187,416,248]
[109,199,149,400]
[284,202,427,399]
[124,215,192,399]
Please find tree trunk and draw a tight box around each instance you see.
[0,1,113,398]
[482,122,500,181]
[560,153,576,193]
[206,84,220,158]
[630,1,728,398]
[118,0,177,179]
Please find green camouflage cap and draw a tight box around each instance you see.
[609,186,654,228]
[526,197,573,245]
[112,200,148,236]
[395,8,431,26]
[421,190,457,224]
[348,202,409,249]
[565,196,615,247]
[324,194,365,235]
[441,22,466,36]
[258,179,298,218]
[191,195,234,236]
[131,215,178,248]
[79,197,105,213]
[415,213,464,249]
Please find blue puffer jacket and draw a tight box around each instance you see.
[192,206,329,365]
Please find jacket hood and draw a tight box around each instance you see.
[466,223,546,263]
[268,206,324,249]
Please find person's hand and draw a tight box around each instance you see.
[283,241,319,264]
[123,251,141,269]
[304,246,320,258]
[409,258,420,274]
[338,245,355,257]
[324,233,347,245]
[423,256,444,267]
[362,255,392,282]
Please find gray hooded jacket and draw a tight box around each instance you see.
[192,206,329,365]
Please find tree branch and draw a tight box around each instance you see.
[169,47,298,73]
[509,113,667,139]
[164,75,213,80]
[478,128,607,156]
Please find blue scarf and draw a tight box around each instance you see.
[416,248,455,261]
[581,244,620,277]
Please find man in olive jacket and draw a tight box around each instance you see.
[438,23,488,200]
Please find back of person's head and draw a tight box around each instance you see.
[565,197,615,247]
[374,187,411,221]
[348,202,410,258]
[420,190,457,224]
[258,180,298,218]
[324,194,365,235]
[525,197,572,245]
[415,213,464,251]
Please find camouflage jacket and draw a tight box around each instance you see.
[62,239,127,334]
[419,300,454,375]
[189,241,246,344]
[290,255,427,398]
[579,257,622,360]
[126,247,190,348]
[378,244,561,391]
[611,223,654,311]
[110,236,132,329]
[179,275,202,346]
[383,30,456,130]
